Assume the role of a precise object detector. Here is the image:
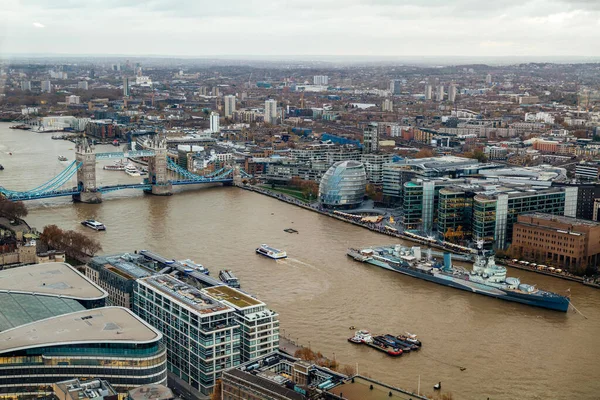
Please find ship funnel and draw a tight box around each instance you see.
[443,253,452,269]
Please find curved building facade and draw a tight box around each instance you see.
[0,307,167,398]
[319,160,367,209]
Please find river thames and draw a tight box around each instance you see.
[2,123,600,399]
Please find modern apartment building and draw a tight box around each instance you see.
[224,95,236,117]
[264,99,278,124]
[362,123,378,154]
[134,275,240,396]
[203,285,279,362]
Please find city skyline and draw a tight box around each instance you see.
[2,0,600,57]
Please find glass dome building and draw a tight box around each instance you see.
[319,160,367,209]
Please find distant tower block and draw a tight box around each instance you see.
[73,138,102,203]
[146,135,172,196]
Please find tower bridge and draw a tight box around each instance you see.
[0,137,250,203]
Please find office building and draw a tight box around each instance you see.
[318,161,367,209]
[224,95,236,117]
[78,81,89,90]
[0,263,166,397]
[425,83,433,100]
[264,99,278,124]
[134,275,240,396]
[221,350,426,400]
[210,112,220,133]
[53,378,119,400]
[402,179,578,249]
[362,122,378,154]
[381,98,393,112]
[390,79,402,95]
[20,80,31,91]
[448,83,457,102]
[123,77,130,97]
[513,213,600,270]
[313,75,328,85]
[41,80,52,93]
[575,162,600,181]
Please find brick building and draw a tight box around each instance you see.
[512,213,600,271]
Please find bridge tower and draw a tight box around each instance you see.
[73,138,102,204]
[146,135,172,196]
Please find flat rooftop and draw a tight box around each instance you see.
[203,285,262,309]
[327,376,425,400]
[128,384,174,400]
[141,275,232,315]
[0,306,161,353]
[0,262,107,300]
[520,213,600,227]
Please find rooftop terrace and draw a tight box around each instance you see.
[203,285,262,309]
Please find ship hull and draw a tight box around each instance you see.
[360,257,570,312]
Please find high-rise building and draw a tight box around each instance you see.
[362,122,379,154]
[390,79,402,95]
[89,69,95,79]
[78,81,89,90]
[134,275,240,396]
[448,83,458,102]
[425,83,433,100]
[313,75,329,85]
[224,95,236,118]
[41,80,52,93]
[210,112,220,133]
[20,80,31,91]
[486,73,492,85]
[123,77,130,97]
[264,99,278,124]
[436,85,444,101]
[382,98,393,112]
[212,86,220,97]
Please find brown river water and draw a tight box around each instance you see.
[1,123,599,399]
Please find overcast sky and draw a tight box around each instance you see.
[1,0,599,57]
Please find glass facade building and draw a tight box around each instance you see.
[0,307,167,398]
[134,275,241,396]
[318,160,367,209]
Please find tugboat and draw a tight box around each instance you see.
[219,270,240,288]
[256,244,287,259]
[81,219,106,231]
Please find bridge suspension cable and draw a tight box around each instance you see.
[0,161,82,199]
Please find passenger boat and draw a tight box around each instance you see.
[58,155,68,161]
[256,244,287,259]
[179,259,210,275]
[219,270,240,288]
[81,219,106,231]
[104,160,126,171]
[125,163,141,176]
